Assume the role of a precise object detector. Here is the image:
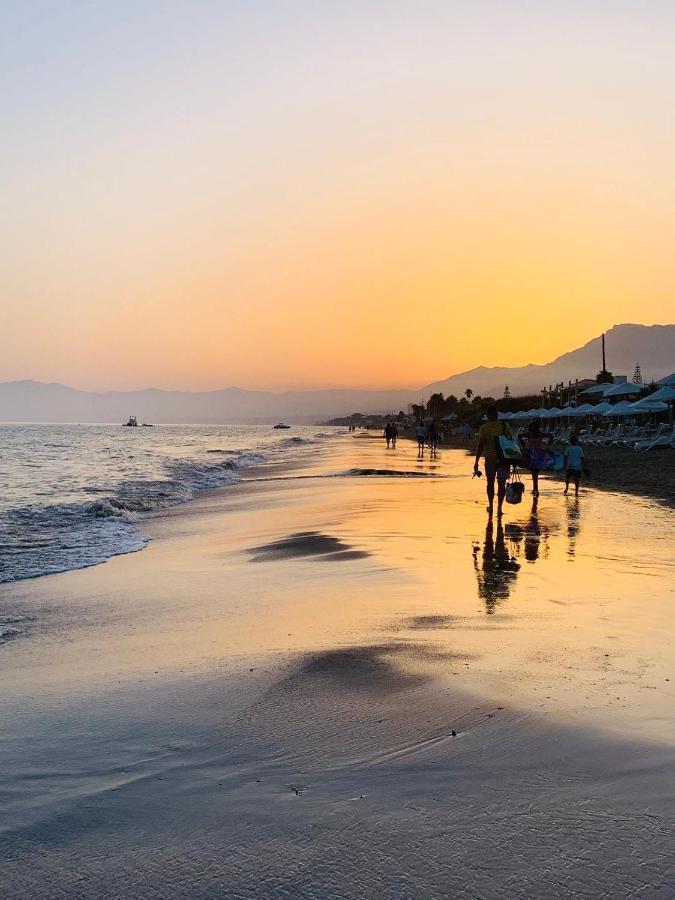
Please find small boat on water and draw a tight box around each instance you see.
[123,416,138,427]
[273,423,291,429]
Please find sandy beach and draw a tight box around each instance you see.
[2,432,674,898]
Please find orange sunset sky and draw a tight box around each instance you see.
[2,2,675,391]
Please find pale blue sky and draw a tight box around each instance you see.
[2,2,675,389]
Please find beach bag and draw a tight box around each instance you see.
[505,470,525,505]
[541,451,565,472]
[495,423,523,465]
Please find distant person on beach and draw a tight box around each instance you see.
[564,435,584,496]
[415,422,427,457]
[462,422,471,437]
[427,420,440,455]
[474,405,511,518]
[391,422,398,448]
[384,422,393,448]
[526,420,545,497]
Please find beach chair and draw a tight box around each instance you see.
[623,425,647,449]
[634,424,666,451]
[594,424,622,446]
[587,426,607,446]
[649,424,673,450]
[613,423,640,448]
[579,425,596,445]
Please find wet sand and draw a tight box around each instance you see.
[1,435,674,898]
[570,445,675,508]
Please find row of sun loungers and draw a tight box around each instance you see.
[580,422,674,450]
[515,423,674,451]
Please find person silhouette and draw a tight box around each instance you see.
[415,422,427,458]
[474,405,511,518]
[427,420,440,457]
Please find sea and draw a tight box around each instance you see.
[0,423,337,587]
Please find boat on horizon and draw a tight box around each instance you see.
[123,416,138,427]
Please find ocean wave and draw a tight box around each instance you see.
[0,500,147,584]
[0,447,269,585]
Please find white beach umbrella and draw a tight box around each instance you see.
[603,400,635,416]
[588,401,612,415]
[656,372,675,386]
[629,399,669,414]
[540,407,560,419]
[603,382,643,398]
[570,403,594,416]
[558,406,576,416]
[581,383,613,396]
[643,385,675,403]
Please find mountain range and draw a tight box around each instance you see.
[1,324,673,423]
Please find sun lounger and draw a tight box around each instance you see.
[634,424,670,451]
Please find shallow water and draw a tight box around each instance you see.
[0,423,337,584]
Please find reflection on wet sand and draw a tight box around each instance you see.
[565,497,582,558]
[472,520,520,612]
[472,498,565,611]
[504,497,554,564]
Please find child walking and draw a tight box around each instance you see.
[564,435,584,497]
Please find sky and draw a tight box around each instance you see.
[2,1,675,391]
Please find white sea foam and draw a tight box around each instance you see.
[0,424,335,585]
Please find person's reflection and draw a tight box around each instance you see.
[524,496,543,562]
[472,520,520,614]
[504,497,550,564]
[565,496,582,558]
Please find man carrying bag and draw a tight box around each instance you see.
[474,405,520,518]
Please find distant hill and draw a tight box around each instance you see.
[423,324,675,399]
[0,324,672,423]
[0,381,415,424]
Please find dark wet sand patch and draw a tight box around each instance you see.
[248,531,369,562]
[402,614,457,630]
[276,642,478,696]
[392,613,516,633]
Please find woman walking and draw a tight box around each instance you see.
[526,420,545,497]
